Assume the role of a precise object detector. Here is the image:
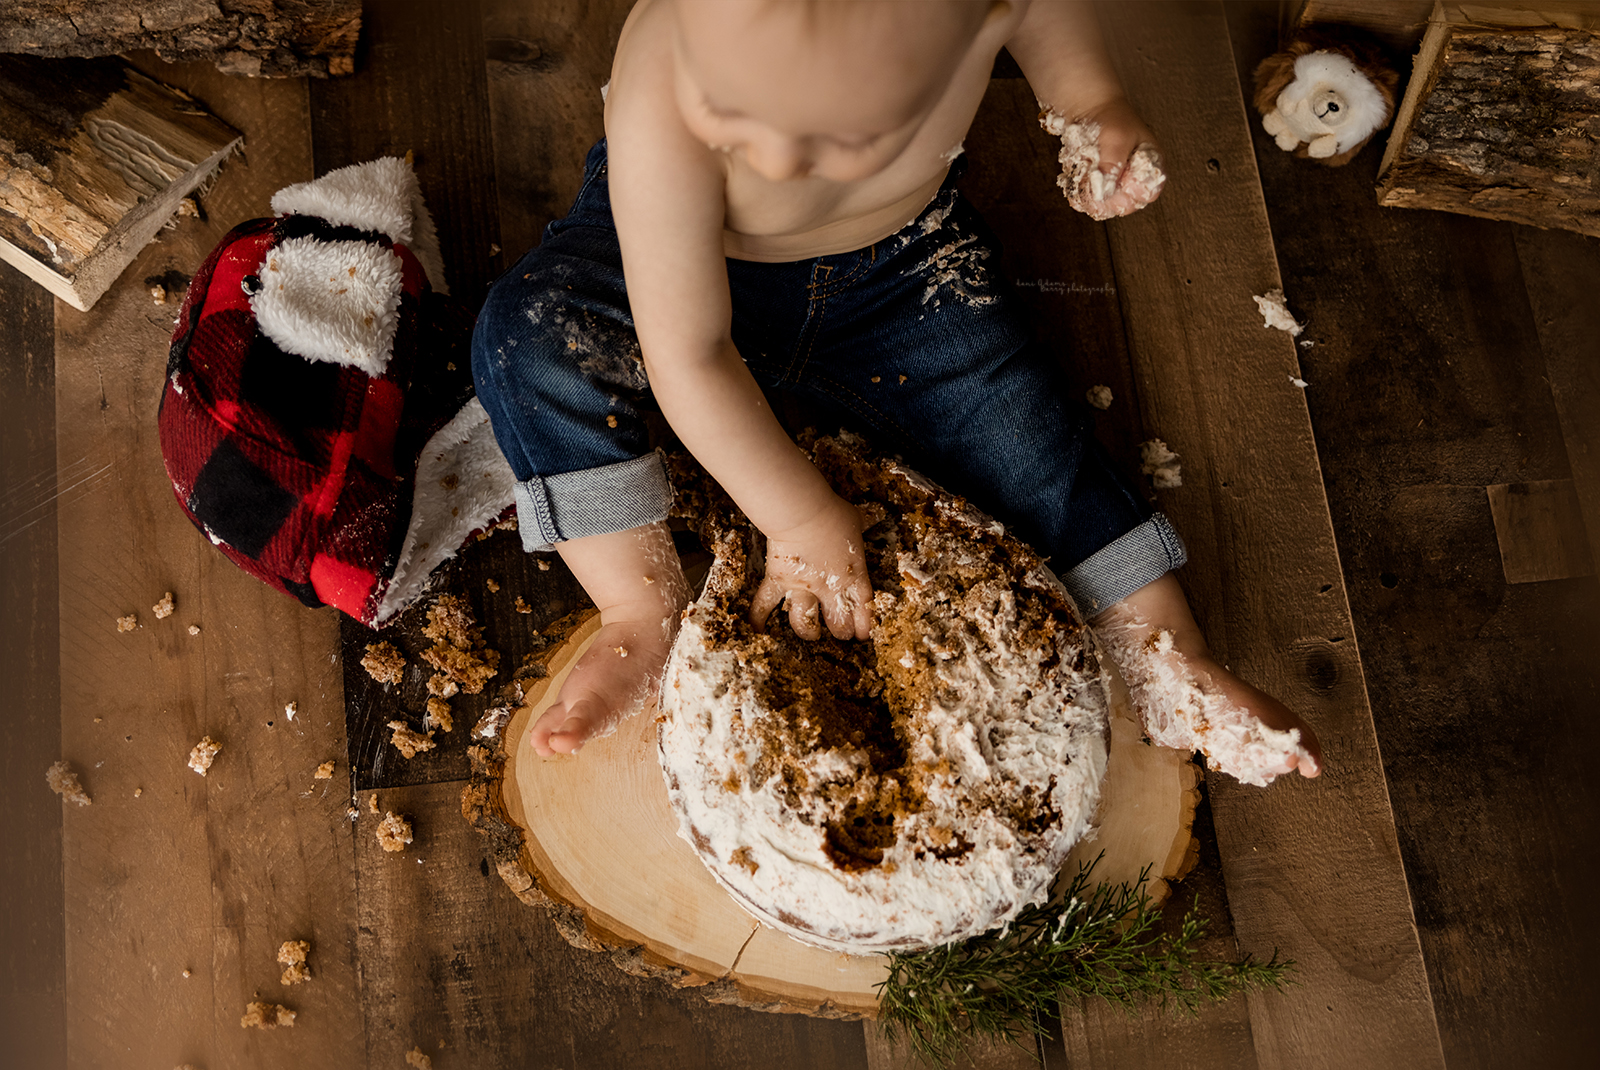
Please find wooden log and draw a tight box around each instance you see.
[0,55,241,310]
[0,0,362,78]
[1376,2,1600,237]
[463,604,1201,1020]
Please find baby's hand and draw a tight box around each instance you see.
[1042,97,1167,221]
[749,495,873,641]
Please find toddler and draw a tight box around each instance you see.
[472,0,1322,784]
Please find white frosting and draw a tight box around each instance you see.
[1038,109,1167,222]
[658,447,1110,952]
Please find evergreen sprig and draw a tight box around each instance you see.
[874,857,1293,1067]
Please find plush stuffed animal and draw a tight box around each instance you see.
[1253,33,1399,167]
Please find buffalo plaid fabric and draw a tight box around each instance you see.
[158,214,476,625]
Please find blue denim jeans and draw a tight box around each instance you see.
[472,139,1184,614]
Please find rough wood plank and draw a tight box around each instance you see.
[1376,4,1600,238]
[356,779,872,1068]
[1229,4,1600,1065]
[0,259,67,1069]
[1487,479,1594,582]
[56,56,368,1069]
[1513,224,1600,580]
[1097,5,1444,1068]
[862,1023,1040,1070]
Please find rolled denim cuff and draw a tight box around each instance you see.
[1060,513,1187,617]
[513,453,674,552]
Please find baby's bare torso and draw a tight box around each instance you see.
[610,0,1013,261]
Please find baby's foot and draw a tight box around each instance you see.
[530,617,674,757]
[1092,577,1323,787]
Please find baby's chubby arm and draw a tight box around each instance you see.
[605,41,872,642]
[1007,1,1163,217]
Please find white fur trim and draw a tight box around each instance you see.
[1276,51,1388,155]
[373,397,518,625]
[251,236,404,377]
[271,157,450,296]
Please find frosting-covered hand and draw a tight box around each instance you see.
[749,494,873,641]
[1040,98,1167,221]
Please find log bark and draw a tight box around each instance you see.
[0,1,361,78]
[1376,3,1600,237]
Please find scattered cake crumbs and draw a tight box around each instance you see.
[368,792,380,814]
[606,414,618,428]
[187,624,201,636]
[152,592,175,619]
[406,1048,434,1070]
[46,761,91,806]
[284,701,297,721]
[182,968,192,978]
[730,846,759,875]
[1085,384,1114,410]
[614,645,629,658]
[387,721,436,759]
[899,374,908,384]
[536,559,550,571]
[643,575,655,584]
[421,595,501,694]
[870,375,881,383]
[376,811,413,852]
[347,805,361,821]
[1139,439,1183,489]
[486,578,500,593]
[314,760,335,780]
[149,285,167,304]
[240,1001,296,1029]
[278,940,311,985]
[514,596,532,614]
[134,787,143,798]
[187,736,222,776]
[1253,288,1304,336]
[424,697,454,733]
[116,614,138,633]
[362,641,407,685]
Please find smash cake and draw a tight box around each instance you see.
[658,436,1112,953]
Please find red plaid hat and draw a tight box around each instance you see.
[159,158,516,628]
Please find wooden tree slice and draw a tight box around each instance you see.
[463,608,1200,1019]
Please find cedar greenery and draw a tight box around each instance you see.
[874,857,1293,1067]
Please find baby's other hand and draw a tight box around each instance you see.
[750,495,873,641]
[1057,98,1167,220]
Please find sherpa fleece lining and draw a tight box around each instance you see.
[373,397,518,625]
[251,236,404,378]
[271,157,449,296]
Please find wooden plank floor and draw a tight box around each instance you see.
[8,1,1596,1068]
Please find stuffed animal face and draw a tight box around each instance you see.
[1254,40,1397,166]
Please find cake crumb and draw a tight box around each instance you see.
[188,624,201,636]
[615,645,629,658]
[46,761,91,806]
[116,614,138,633]
[406,1048,434,1070]
[188,736,222,776]
[424,697,454,733]
[514,596,532,614]
[152,592,175,619]
[1085,384,1114,410]
[182,968,192,978]
[486,578,500,593]
[643,575,655,584]
[377,811,413,852]
[898,374,907,384]
[536,559,550,571]
[362,641,407,685]
[368,792,380,814]
[870,375,881,383]
[314,760,335,780]
[134,787,143,797]
[240,1001,295,1029]
[284,701,297,721]
[421,595,501,694]
[388,721,436,759]
[606,414,619,428]
[730,846,759,875]
[1139,439,1183,489]
[278,940,311,985]
[1253,288,1304,337]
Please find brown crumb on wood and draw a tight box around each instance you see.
[187,736,221,776]
[284,700,297,721]
[730,845,759,875]
[152,592,175,618]
[150,284,167,305]
[485,578,500,592]
[187,624,201,636]
[278,940,311,985]
[406,1047,434,1069]
[376,811,413,852]
[368,792,380,814]
[426,675,459,698]
[536,559,550,570]
[182,968,192,978]
[1139,439,1183,489]
[46,761,91,806]
[421,595,501,694]
[313,760,335,780]
[240,1001,296,1029]
[1085,384,1113,410]
[514,596,532,614]
[362,641,407,685]
[134,787,143,797]
[387,721,436,759]
[424,697,454,733]
[116,614,137,633]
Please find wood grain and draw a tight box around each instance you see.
[1097,5,1444,1068]
[55,55,367,1070]
[0,259,67,1069]
[1486,479,1594,582]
